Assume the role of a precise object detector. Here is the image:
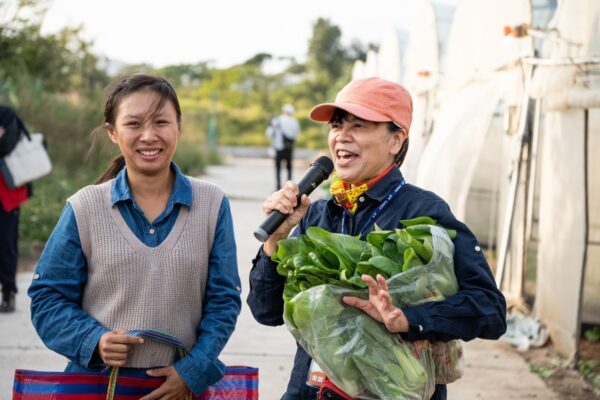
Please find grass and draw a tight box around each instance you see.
[578,360,600,389]
[530,365,557,379]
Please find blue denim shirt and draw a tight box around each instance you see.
[28,164,242,395]
[247,167,507,400]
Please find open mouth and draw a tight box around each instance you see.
[137,149,162,159]
[336,149,357,165]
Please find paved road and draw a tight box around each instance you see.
[0,155,558,399]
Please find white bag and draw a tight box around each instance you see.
[2,132,52,188]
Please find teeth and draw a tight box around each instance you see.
[140,149,159,156]
[337,150,354,157]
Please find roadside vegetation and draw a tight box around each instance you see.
[1,0,376,258]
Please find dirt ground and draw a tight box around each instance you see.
[521,339,600,400]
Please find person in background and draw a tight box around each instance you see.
[267,103,301,190]
[0,105,32,313]
[248,77,507,400]
[28,74,241,399]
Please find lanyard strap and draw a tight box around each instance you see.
[341,178,405,238]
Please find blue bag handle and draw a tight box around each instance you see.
[107,329,192,400]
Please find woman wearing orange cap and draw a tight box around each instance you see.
[248,77,506,400]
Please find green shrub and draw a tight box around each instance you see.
[585,327,600,342]
[18,166,101,258]
[174,141,211,176]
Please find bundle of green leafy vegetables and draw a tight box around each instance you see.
[273,217,463,399]
[272,216,458,303]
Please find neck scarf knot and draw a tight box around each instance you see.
[329,164,396,214]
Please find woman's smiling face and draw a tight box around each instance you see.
[106,90,180,177]
[328,113,405,185]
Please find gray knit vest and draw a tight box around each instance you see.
[69,177,224,368]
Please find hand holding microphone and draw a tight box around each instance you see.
[254,156,334,244]
[259,183,310,255]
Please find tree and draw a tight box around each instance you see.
[156,62,212,88]
[306,18,347,82]
[0,0,108,96]
[303,18,361,103]
[243,52,272,67]
[347,39,379,62]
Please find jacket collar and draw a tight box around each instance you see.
[363,166,405,202]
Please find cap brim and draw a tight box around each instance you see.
[309,102,391,123]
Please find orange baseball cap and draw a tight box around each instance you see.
[309,77,413,133]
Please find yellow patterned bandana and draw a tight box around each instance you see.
[329,164,395,214]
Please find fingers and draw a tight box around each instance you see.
[102,354,127,367]
[98,330,143,367]
[262,182,300,216]
[105,330,145,345]
[141,367,189,400]
[347,275,409,333]
[285,195,310,227]
[116,336,144,346]
[343,295,384,324]
[103,343,129,357]
[262,192,310,257]
[146,367,170,377]
[362,274,380,297]
[342,295,369,309]
[362,274,390,297]
[376,274,389,291]
[366,275,394,310]
[296,194,311,213]
[139,369,169,400]
[382,307,409,333]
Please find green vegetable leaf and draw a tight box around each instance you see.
[400,216,437,226]
[272,238,300,263]
[306,227,368,265]
[402,247,424,272]
[369,256,402,276]
[397,230,431,262]
[366,229,393,248]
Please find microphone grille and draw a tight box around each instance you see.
[312,156,334,175]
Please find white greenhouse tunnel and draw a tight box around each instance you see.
[416,0,533,253]
[399,0,440,184]
[528,0,600,360]
[376,26,404,84]
[348,0,600,362]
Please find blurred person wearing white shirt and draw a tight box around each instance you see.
[266,104,300,189]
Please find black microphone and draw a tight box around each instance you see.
[254,156,334,242]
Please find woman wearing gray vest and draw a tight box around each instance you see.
[28,74,242,399]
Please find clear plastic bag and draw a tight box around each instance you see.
[284,226,463,399]
[286,285,436,400]
[431,340,464,384]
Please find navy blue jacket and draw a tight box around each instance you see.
[247,167,506,400]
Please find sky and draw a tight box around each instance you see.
[38,0,453,69]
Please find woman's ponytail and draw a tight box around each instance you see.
[95,155,126,184]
